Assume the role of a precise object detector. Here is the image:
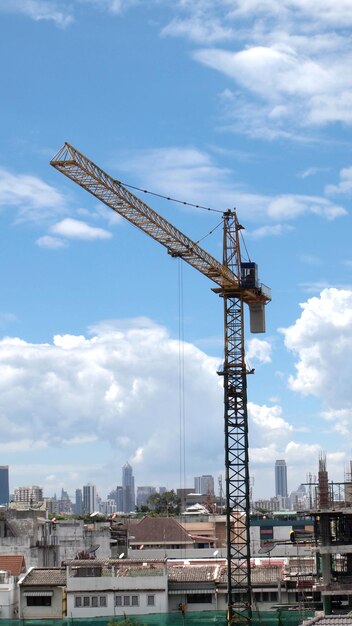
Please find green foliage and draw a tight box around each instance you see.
[147,490,181,516]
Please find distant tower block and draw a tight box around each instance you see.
[275,460,288,498]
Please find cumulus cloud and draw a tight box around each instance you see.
[0,315,343,495]
[247,338,272,364]
[281,289,352,434]
[325,166,352,195]
[50,218,112,240]
[0,319,224,483]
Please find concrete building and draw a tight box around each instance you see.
[14,485,43,505]
[16,558,313,620]
[275,459,288,498]
[194,475,215,496]
[18,567,66,619]
[0,510,111,568]
[0,466,9,505]
[99,499,117,515]
[122,463,135,513]
[66,559,168,618]
[83,483,97,515]
[0,555,26,618]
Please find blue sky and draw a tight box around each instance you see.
[1,0,352,502]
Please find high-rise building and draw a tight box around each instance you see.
[75,488,83,515]
[122,462,135,513]
[275,460,288,498]
[194,475,215,495]
[0,466,9,505]
[137,486,156,507]
[82,483,97,515]
[14,485,43,504]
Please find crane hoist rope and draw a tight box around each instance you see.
[50,142,271,625]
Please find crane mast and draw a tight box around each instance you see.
[51,143,271,624]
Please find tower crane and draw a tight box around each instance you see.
[50,143,271,624]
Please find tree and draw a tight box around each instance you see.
[147,490,181,516]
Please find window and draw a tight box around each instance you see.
[187,593,212,604]
[74,597,82,608]
[26,596,52,607]
[131,595,139,607]
[147,595,155,606]
[100,596,107,607]
[91,596,98,608]
[115,596,122,607]
[123,596,130,606]
[83,596,90,607]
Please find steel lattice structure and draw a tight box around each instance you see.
[51,143,271,624]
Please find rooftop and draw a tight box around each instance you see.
[20,568,66,587]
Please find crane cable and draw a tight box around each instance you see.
[178,260,187,542]
[120,181,223,214]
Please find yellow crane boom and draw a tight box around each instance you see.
[51,143,269,307]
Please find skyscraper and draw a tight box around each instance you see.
[0,466,9,505]
[194,475,215,495]
[75,488,83,515]
[82,483,97,515]
[275,460,288,498]
[122,462,135,513]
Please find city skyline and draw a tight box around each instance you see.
[1,2,352,498]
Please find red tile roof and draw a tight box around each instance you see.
[0,555,26,576]
[20,568,66,586]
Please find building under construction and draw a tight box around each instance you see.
[300,454,352,615]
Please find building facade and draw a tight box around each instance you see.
[275,459,288,498]
[194,475,215,495]
[82,484,97,515]
[122,463,135,513]
[0,466,9,505]
[14,486,43,505]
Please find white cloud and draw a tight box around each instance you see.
[162,16,234,44]
[0,319,224,483]
[0,167,66,223]
[299,167,328,179]
[36,235,67,249]
[79,0,139,15]
[325,166,352,195]
[247,338,272,364]
[281,289,352,433]
[0,0,73,26]
[119,147,346,222]
[299,254,322,266]
[249,224,294,239]
[50,218,112,240]
[195,43,352,135]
